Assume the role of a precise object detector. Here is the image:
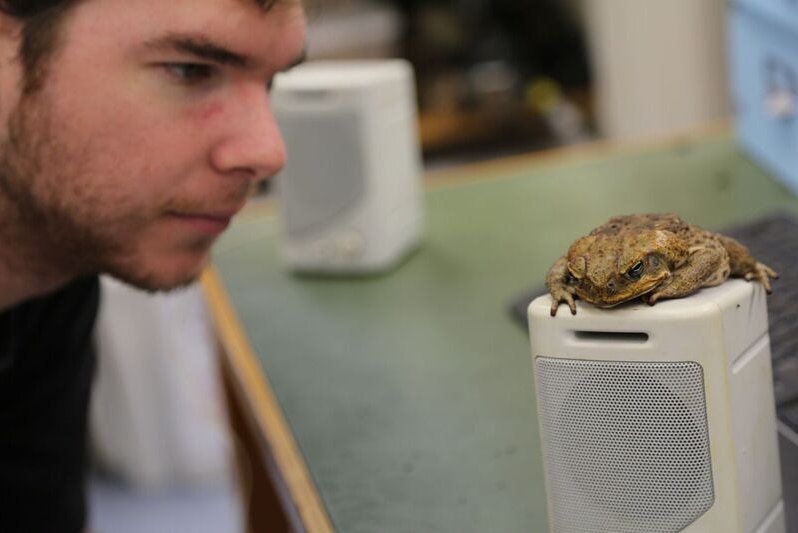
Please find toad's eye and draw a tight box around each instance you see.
[626,261,645,281]
[565,272,578,285]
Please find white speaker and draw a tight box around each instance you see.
[271,60,424,274]
[528,280,785,533]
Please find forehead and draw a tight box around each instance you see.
[63,0,306,68]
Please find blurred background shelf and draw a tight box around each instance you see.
[299,0,731,164]
[306,0,595,163]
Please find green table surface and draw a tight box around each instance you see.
[212,133,798,533]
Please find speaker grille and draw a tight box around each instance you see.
[534,357,714,532]
[274,109,366,238]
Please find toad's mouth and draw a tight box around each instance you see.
[579,279,665,308]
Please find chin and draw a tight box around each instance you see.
[596,298,636,309]
[103,250,209,292]
[593,287,661,308]
[107,266,203,293]
[582,292,647,309]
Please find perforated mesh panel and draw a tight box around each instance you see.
[535,357,714,533]
[274,110,366,238]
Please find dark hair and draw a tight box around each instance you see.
[0,0,75,17]
[0,0,287,93]
[0,1,77,92]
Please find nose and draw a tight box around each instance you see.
[210,88,287,182]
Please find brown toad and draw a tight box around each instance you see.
[547,213,778,316]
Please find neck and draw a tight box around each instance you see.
[0,258,73,312]
[0,209,80,312]
[0,221,78,310]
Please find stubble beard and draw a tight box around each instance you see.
[0,89,215,293]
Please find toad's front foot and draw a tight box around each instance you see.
[550,288,577,316]
[744,262,779,293]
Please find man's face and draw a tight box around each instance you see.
[0,0,306,290]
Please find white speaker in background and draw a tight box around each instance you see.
[527,280,785,533]
[270,60,424,274]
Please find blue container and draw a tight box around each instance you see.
[730,0,798,195]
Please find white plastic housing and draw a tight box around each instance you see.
[528,280,784,533]
[271,60,423,274]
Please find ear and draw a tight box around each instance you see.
[566,235,594,279]
[567,256,587,279]
[0,10,24,129]
[0,9,22,62]
[0,7,21,37]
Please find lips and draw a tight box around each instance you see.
[166,209,239,235]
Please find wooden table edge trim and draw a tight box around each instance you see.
[201,266,335,533]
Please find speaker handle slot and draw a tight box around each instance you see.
[571,330,650,343]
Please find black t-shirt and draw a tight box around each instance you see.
[0,276,99,533]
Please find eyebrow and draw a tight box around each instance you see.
[143,33,307,72]
[145,33,251,68]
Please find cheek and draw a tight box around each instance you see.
[186,101,225,123]
[40,74,232,222]
[68,138,166,207]
[59,114,200,207]
[53,80,208,176]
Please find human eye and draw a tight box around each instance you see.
[162,63,219,86]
